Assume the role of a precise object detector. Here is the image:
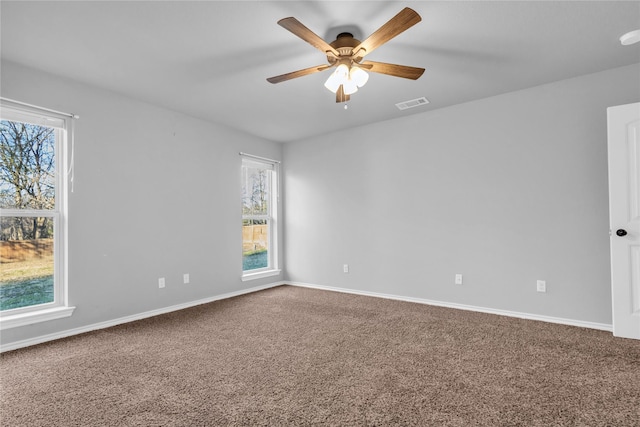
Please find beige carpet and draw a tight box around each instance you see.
[1,285,639,426]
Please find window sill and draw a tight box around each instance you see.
[241,269,281,282]
[0,306,75,330]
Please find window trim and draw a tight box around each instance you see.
[0,100,75,329]
[240,154,280,281]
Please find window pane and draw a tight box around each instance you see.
[242,167,270,216]
[0,217,55,311]
[242,219,268,271]
[0,120,56,210]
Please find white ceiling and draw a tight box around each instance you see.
[1,1,639,143]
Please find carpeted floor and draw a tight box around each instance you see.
[1,285,639,426]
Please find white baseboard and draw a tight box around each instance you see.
[1,280,612,352]
[288,281,613,333]
[0,281,286,353]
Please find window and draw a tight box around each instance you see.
[241,154,280,280]
[0,100,74,329]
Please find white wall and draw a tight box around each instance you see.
[1,61,284,346]
[283,64,640,325]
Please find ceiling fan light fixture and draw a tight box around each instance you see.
[350,66,369,87]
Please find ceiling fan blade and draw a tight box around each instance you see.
[267,64,332,84]
[353,8,421,59]
[354,63,373,70]
[360,61,425,80]
[278,17,340,57]
[336,85,350,103]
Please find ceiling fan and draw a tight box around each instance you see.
[267,7,425,103]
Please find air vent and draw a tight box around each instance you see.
[395,97,429,110]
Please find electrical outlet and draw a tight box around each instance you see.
[455,274,463,285]
[343,264,349,273]
[158,277,165,289]
[183,273,190,284]
[536,280,546,293]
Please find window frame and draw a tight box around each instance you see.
[0,100,75,329]
[240,154,280,281]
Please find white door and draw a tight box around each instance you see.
[608,102,640,339]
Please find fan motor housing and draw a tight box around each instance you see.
[327,33,362,64]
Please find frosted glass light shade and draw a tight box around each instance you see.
[324,64,350,93]
[343,79,358,95]
[350,66,369,87]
